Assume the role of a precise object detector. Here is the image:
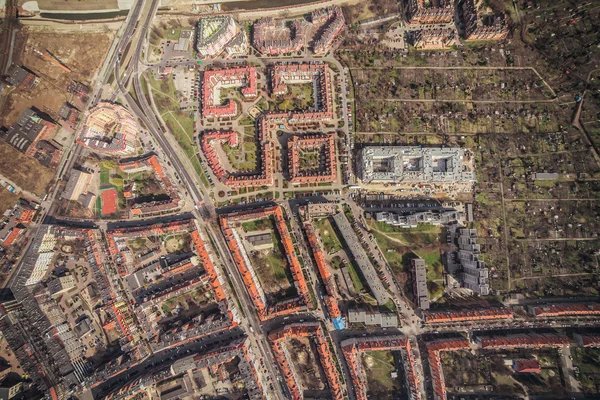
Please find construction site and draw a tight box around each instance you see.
[219,205,313,320]
[77,102,138,156]
[1,27,113,127]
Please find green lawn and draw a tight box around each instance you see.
[372,231,405,272]
[242,218,273,232]
[275,83,314,111]
[223,142,257,171]
[145,73,205,184]
[313,217,343,254]
[372,228,443,297]
[100,169,110,185]
[572,347,600,395]
[265,247,288,281]
[362,351,399,394]
[140,75,149,95]
[330,255,344,270]
[345,262,364,292]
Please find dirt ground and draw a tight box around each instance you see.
[164,233,191,253]
[285,338,326,391]
[1,27,114,126]
[0,141,54,196]
[0,187,18,215]
[18,0,120,11]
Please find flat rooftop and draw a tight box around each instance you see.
[359,146,475,183]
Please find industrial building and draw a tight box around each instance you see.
[61,169,92,201]
[1,108,48,152]
[358,146,475,184]
[347,308,398,327]
[173,30,192,52]
[4,65,39,89]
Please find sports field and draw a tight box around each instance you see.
[101,188,118,216]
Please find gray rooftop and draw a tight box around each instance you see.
[359,146,475,183]
[2,108,45,152]
[348,308,398,327]
[333,212,389,305]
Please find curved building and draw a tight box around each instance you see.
[77,102,138,155]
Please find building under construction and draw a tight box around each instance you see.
[458,0,509,41]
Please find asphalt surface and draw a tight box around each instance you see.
[111,2,288,399]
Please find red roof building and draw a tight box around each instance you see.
[288,134,337,184]
[342,336,421,400]
[426,338,471,400]
[219,205,312,320]
[528,303,600,318]
[201,66,257,119]
[513,359,541,374]
[269,323,343,400]
[423,307,513,323]
[1,226,25,247]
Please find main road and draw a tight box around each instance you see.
[112,2,288,399]
[5,0,147,289]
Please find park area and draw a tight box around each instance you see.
[164,233,191,253]
[441,348,566,398]
[244,217,298,302]
[160,286,213,317]
[222,140,258,172]
[273,83,314,111]
[367,219,445,299]
[144,73,204,182]
[313,217,343,254]
[361,350,404,399]
[572,347,600,395]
